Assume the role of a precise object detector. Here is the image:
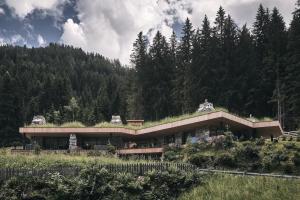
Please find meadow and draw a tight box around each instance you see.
[179,174,300,200]
[0,148,144,169]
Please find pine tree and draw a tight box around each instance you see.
[175,18,194,113]
[0,72,21,146]
[252,4,271,116]
[235,25,256,114]
[266,7,287,126]
[222,15,238,108]
[129,32,148,119]
[285,1,300,129]
[148,31,174,119]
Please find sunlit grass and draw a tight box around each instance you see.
[60,121,86,128]
[179,174,300,200]
[25,108,274,129]
[0,151,144,169]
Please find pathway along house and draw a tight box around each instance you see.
[19,100,283,157]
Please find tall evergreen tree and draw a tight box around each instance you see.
[147,31,174,120]
[252,4,271,116]
[175,18,194,113]
[285,1,300,129]
[266,7,287,125]
[129,32,148,119]
[0,72,21,146]
[235,25,256,114]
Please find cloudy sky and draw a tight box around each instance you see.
[0,0,296,65]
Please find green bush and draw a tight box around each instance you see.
[188,153,213,168]
[87,150,104,157]
[233,143,261,170]
[33,144,41,155]
[107,144,116,154]
[282,161,294,174]
[297,137,300,142]
[0,166,204,200]
[163,146,183,161]
[282,136,286,141]
[292,153,300,166]
[283,143,296,150]
[214,153,236,168]
[255,137,265,146]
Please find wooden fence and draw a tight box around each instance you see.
[1,163,299,181]
[0,163,196,181]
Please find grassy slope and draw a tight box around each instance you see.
[0,149,144,169]
[179,174,300,200]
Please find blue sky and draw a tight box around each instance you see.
[0,0,296,65]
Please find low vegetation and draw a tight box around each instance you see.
[164,136,300,175]
[0,150,139,169]
[0,166,204,200]
[179,174,300,200]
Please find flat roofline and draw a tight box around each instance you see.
[20,111,283,138]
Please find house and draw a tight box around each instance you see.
[19,101,283,156]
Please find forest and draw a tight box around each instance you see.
[0,2,300,146]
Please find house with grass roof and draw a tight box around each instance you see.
[19,100,283,156]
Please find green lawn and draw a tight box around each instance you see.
[179,174,300,200]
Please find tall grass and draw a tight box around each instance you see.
[0,152,144,169]
[179,174,300,200]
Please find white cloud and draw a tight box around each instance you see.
[0,34,27,46]
[0,38,6,46]
[5,0,67,18]
[37,34,46,46]
[60,0,176,65]
[60,19,86,48]
[11,34,25,44]
[59,0,294,65]
[0,7,5,15]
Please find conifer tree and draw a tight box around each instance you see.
[285,1,300,129]
[175,18,194,113]
[0,72,21,146]
[129,32,148,118]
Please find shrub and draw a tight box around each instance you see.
[87,150,104,157]
[297,137,300,142]
[233,143,261,170]
[213,135,233,150]
[223,133,234,149]
[282,136,286,141]
[292,153,300,166]
[0,166,205,200]
[283,143,296,150]
[288,137,293,141]
[188,153,212,168]
[214,153,236,168]
[282,161,294,174]
[163,148,183,161]
[33,144,41,155]
[106,144,116,154]
[255,137,265,146]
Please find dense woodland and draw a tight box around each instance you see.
[1,2,300,145]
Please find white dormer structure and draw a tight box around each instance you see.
[31,115,46,125]
[110,115,122,125]
[197,99,215,112]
